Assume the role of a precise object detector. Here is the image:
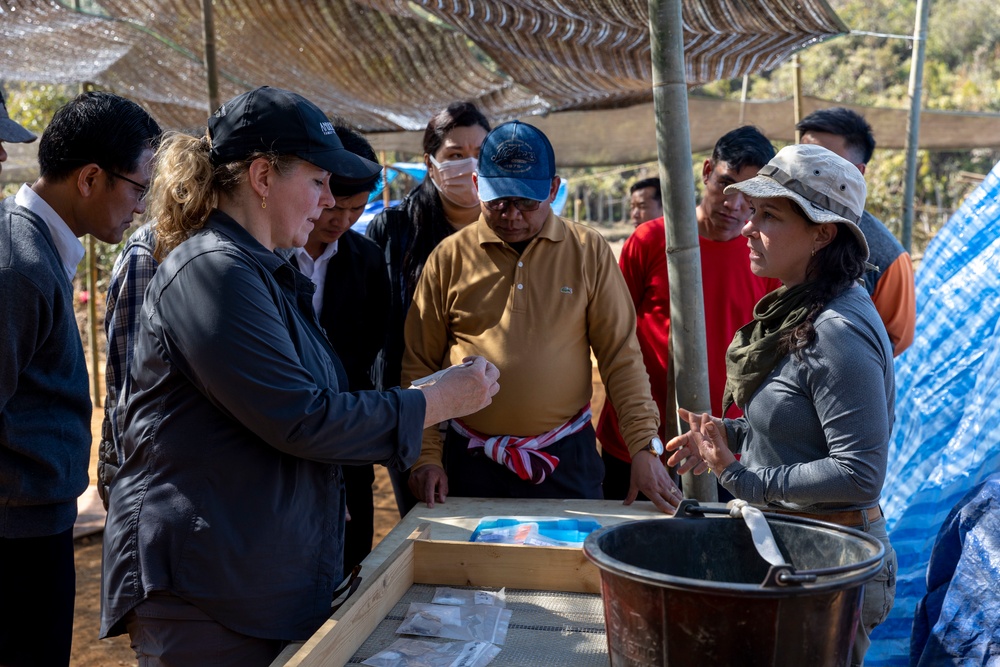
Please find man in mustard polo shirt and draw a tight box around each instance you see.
[402,120,681,514]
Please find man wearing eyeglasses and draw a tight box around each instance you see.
[402,120,680,515]
[0,91,160,667]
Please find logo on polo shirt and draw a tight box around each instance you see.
[491,139,537,174]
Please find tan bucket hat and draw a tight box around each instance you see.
[724,143,869,260]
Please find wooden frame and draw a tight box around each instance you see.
[277,526,602,667]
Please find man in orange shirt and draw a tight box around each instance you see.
[597,126,780,499]
[797,107,915,355]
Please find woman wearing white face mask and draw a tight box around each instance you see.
[367,101,491,515]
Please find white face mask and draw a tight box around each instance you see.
[428,155,480,209]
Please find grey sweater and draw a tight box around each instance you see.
[721,284,894,512]
[0,197,91,537]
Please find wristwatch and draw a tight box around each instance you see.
[642,436,664,456]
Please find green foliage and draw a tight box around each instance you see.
[4,82,75,133]
[687,0,1000,259]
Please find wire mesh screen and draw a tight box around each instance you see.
[346,584,609,666]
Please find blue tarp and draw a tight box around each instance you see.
[867,160,1000,665]
[909,474,1000,665]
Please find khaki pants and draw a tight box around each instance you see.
[853,515,897,667]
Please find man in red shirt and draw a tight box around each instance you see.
[597,126,781,499]
[628,177,663,229]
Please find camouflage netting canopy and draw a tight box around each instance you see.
[0,0,847,132]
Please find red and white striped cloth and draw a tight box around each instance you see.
[451,405,593,485]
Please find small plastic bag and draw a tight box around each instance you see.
[362,638,501,667]
[472,522,540,544]
[396,602,512,644]
[431,587,506,608]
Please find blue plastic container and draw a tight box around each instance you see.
[470,516,602,546]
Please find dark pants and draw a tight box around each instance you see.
[444,424,605,500]
[601,449,634,501]
[0,528,76,667]
[342,463,374,573]
[125,593,286,667]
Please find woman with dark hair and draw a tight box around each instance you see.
[367,101,490,514]
[666,144,896,667]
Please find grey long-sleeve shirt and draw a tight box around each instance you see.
[720,285,895,512]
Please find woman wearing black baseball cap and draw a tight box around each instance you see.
[100,87,499,665]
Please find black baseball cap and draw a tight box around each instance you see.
[208,86,381,184]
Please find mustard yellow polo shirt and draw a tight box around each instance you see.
[403,211,659,471]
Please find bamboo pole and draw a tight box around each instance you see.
[739,74,749,125]
[380,150,390,210]
[648,0,715,502]
[901,0,931,252]
[201,0,221,113]
[75,79,103,406]
[792,54,803,144]
[86,237,101,406]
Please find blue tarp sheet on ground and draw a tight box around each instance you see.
[909,473,1000,665]
[867,160,1000,665]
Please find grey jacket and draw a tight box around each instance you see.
[0,197,91,538]
[101,211,424,640]
[721,285,895,512]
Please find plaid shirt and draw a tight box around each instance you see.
[104,222,158,449]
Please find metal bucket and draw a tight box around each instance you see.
[583,501,885,666]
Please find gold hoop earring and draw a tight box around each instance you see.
[261,196,267,210]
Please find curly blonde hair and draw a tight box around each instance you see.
[147,130,297,261]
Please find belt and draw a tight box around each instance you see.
[768,505,882,527]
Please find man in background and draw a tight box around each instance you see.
[1,91,160,667]
[798,107,916,355]
[289,125,390,574]
[596,126,780,500]
[628,176,662,228]
[404,120,680,514]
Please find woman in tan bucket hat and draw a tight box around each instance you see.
[667,143,897,666]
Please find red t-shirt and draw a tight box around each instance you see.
[596,218,780,462]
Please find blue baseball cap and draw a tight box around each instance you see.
[476,120,555,202]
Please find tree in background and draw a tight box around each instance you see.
[694,0,1000,258]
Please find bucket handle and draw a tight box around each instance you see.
[764,565,816,587]
[677,500,877,587]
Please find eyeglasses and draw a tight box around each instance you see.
[105,169,150,202]
[482,197,542,213]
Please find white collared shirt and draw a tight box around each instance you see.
[293,240,338,318]
[14,184,85,282]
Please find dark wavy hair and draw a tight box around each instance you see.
[779,203,868,356]
[401,101,490,299]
